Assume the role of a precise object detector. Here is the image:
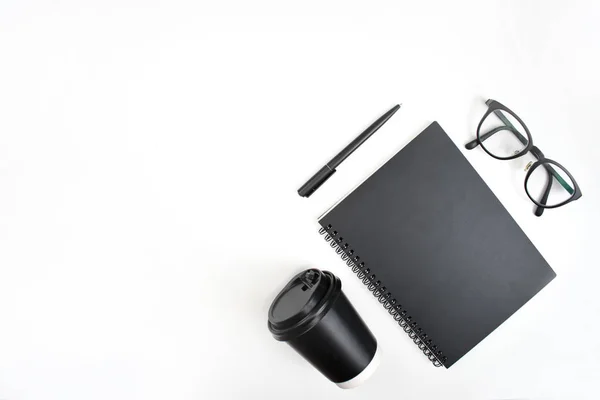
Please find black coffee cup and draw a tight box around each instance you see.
[268,269,379,388]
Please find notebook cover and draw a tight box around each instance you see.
[318,122,556,368]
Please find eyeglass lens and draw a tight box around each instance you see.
[478,109,529,158]
[526,162,575,207]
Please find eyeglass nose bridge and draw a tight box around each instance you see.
[530,146,545,159]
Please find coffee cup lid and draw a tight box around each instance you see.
[268,269,341,341]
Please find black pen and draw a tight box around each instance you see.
[298,104,401,198]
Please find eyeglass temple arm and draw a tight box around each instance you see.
[532,147,575,195]
[535,168,552,217]
[488,108,529,145]
[465,126,518,149]
[546,164,574,194]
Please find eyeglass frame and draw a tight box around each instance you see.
[465,99,582,216]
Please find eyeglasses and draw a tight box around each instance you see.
[465,99,582,217]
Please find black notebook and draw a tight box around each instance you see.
[318,122,556,368]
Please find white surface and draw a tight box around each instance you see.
[336,347,380,389]
[0,1,599,399]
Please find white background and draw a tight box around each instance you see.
[1,1,599,399]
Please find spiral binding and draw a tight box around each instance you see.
[319,224,446,367]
